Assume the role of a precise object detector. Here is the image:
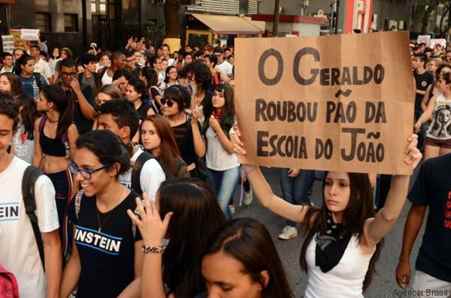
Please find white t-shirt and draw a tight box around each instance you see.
[215,61,233,78]
[118,147,166,200]
[34,58,52,81]
[101,70,113,86]
[0,156,59,298]
[206,127,240,171]
[0,66,13,74]
[167,58,175,67]
[12,124,35,164]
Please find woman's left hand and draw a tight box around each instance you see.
[403,134,422,170]
[127,195,173,246]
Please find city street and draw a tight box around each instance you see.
[235,167,423,298]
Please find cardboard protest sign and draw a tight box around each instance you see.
[235,32,414,175]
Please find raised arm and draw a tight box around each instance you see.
[243,165,310,224]
[127,197,173,298]
[363,135,422,246]
[70,79,97,120]
[191,118,206,158]
[208,116,234,154]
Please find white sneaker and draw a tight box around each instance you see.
[229,205,236,216]
[243,189,253,206]
[278,226,298,240]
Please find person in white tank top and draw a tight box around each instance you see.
[233,131,422,298]
[415,71,451,159]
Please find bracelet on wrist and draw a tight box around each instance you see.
[142,244,166,254]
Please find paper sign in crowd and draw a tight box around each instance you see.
[235,32,414,175]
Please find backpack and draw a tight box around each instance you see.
[0,264,19,298]
[21,166,45,270]
[131,150,156,196]
[32,72,47,89]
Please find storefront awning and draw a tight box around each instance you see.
[191,13,264,35]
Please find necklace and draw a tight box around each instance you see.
[96,211,103,232]
[96,209,114,233]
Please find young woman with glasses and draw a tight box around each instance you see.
[61,130,144,298]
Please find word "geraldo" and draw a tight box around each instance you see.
[258,47,385,86]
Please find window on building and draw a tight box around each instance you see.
[64,14,79,32]
[239,0,249,15]
[91,0,107,15]
[35,13,51,33]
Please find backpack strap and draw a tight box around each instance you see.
[21,166,45,271]
[74,190,84,220]
[131,151,154,196]
[38,115,46,134]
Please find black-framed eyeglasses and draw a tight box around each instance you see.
[69,161,109,180]
[62,72,77,77]
[161,97,175,107]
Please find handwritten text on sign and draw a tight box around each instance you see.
[235,32,414,174]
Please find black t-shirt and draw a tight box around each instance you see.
[68,191,142,298]
[172,117,200,166]
[408,154,451,282]
[414,71,434,120]
[136,101,151,120]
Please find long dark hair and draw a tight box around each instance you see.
[0,73,36,137]
[158,178,226,297]
[163,85,191,112]
[140,115,182,176]
[204,218,294,298]
[76,130,130,176]
[183,61,212,92]
[299,172,383,292]
[0,73,23,96]
[13,54,34,76]
[164,65,177,84]
[203,83,235,135]
[40,84,74,138]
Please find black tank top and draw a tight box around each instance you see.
[39,116,67,157]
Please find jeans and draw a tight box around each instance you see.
[280,169,315,226]
[209,166,240,218]
[47,170,72,258]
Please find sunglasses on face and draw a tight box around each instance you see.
[161,97,175,107]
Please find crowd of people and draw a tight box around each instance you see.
[0,35,448,298]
